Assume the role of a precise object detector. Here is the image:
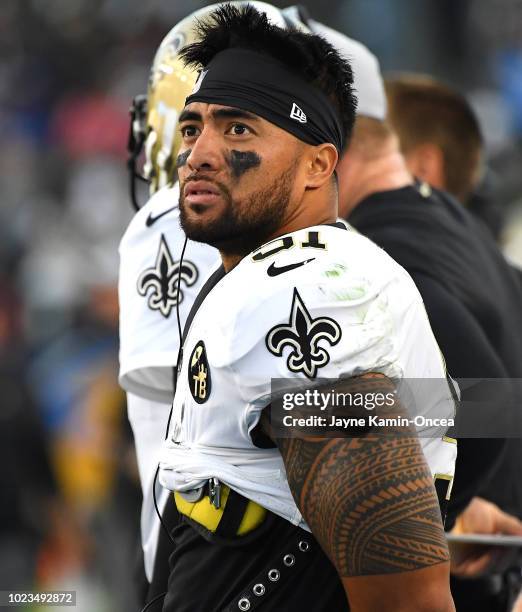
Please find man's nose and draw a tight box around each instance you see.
[186,128,221,173]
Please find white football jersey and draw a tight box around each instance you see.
[159,223,457,530]
[118,184,219,579]
[118,184,220,402]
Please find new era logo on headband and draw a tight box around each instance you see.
[290,103,307,123]
[191,69,208,95]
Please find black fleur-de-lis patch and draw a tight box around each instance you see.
[137,234,198,318]
[188,340,211,403]
[266,288,342,379]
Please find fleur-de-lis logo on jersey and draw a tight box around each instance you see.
[137,234,198,318]
[266,288,342,379]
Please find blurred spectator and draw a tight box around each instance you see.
[385,74,483,206]
[384,74,522,249]
[0,276,57,590]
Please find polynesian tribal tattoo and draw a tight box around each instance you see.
[275,374,450,577]
[176,149,191,168]
[226,150,261,178]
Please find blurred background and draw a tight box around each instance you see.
[0,0,521,610]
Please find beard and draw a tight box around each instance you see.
[179,161,297,257]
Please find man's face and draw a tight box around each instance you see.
[177,102,305,255]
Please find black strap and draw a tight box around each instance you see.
[215,488,250,538]
[182,264,226,344]
[221,530,313,611]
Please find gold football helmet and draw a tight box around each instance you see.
[127,2,288,209]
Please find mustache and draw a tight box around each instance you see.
[182,174,232,199]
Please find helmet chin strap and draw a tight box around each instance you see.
[127,94,149,211]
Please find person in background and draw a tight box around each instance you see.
[385,75,483,207]
[384,73,522,612]
[0,275,58,590]
[385,74,522,264]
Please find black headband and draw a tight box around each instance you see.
[185,48,344,154]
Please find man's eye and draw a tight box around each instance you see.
[228,124,250,136]
[181,125,199,138]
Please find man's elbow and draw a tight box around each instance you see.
[408,596,455,612]
[344,562,455,612]
[353,591,455,612]
[376,586,455,612]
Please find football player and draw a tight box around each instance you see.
[156,5,456,611]
[121,4,459,609]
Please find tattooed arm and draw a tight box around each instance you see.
[273,374,455,612]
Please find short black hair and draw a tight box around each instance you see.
[179,4,356,145]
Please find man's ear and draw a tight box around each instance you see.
[405,143,445,190]
[305,143,339,189]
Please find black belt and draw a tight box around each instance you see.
[221,530,313,611]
